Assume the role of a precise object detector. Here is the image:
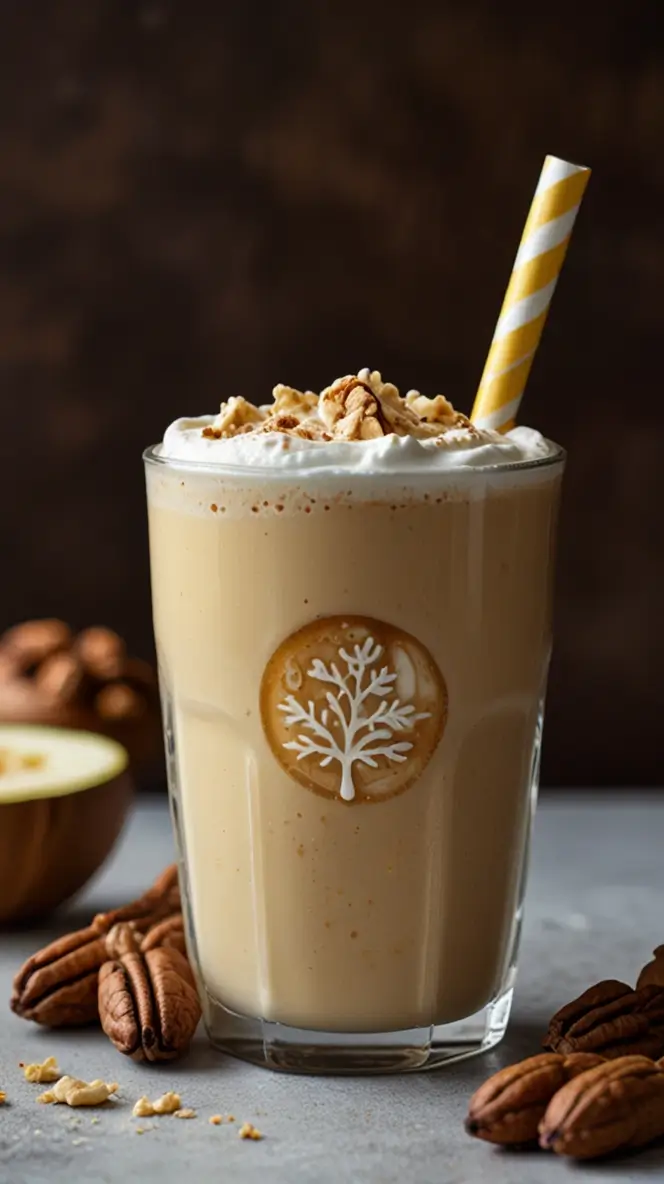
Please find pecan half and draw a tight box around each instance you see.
[98,923,200,1061]
[544,980,632,1047]
[638,946,664,990]
[10,924,111,1027]
[544,980,664,1060]
[539,1055,664,1159]
[465,1053,604,1146]
[11,865,180,1026]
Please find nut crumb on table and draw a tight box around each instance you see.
[0,1090,6,1104]
[133,1091,181,1117]
[19,1056,61,1083]
[38,1077,118,1107]
[239,1122,263,1140]
[174,1108,196,1119]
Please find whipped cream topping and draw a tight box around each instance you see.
[158,369,553,476]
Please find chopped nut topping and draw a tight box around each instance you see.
[239,1121,263,1140]
[292,421,332,442]
[405,391,457,423]
[133,1091,182,1117]
[199,370,475,446]
[203,396,263,440]
[259,414,301,434]
[319,376,387,441]
[271,384,318,418]
[20,1056,61,1083]
[38,1076,118,1107]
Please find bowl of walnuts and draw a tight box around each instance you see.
[0,619,162,779]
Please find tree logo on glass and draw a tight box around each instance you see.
[260,616,447,803]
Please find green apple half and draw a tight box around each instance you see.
[0,724,133,925]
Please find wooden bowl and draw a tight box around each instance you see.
[0,724,133,925]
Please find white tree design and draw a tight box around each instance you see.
[277,635,431,801]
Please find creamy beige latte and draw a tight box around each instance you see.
[146,370,562,1034]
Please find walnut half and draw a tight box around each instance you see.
[319,376,387,441]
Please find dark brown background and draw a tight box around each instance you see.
[1,0,662,786]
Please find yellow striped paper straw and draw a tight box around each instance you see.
[471,155,591,432]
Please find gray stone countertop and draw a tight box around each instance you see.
[2,791,664,1183]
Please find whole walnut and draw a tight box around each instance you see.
[0,620,162,787]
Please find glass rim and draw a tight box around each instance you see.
[142,439,566,480]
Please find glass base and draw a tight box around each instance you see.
[201,986,514,1075]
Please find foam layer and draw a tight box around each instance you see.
[160,419,552,476]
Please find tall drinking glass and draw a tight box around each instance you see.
[144,440,563,1073]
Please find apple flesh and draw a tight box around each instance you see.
[0,725,132,925]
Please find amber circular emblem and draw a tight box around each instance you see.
[260,615,447,804]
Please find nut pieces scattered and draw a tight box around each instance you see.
[7,871,270,1141]
[38,1076,118,1107]
[467,947,664,1162]
[239,1122,263,1141]
[133,1091,182,1117]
